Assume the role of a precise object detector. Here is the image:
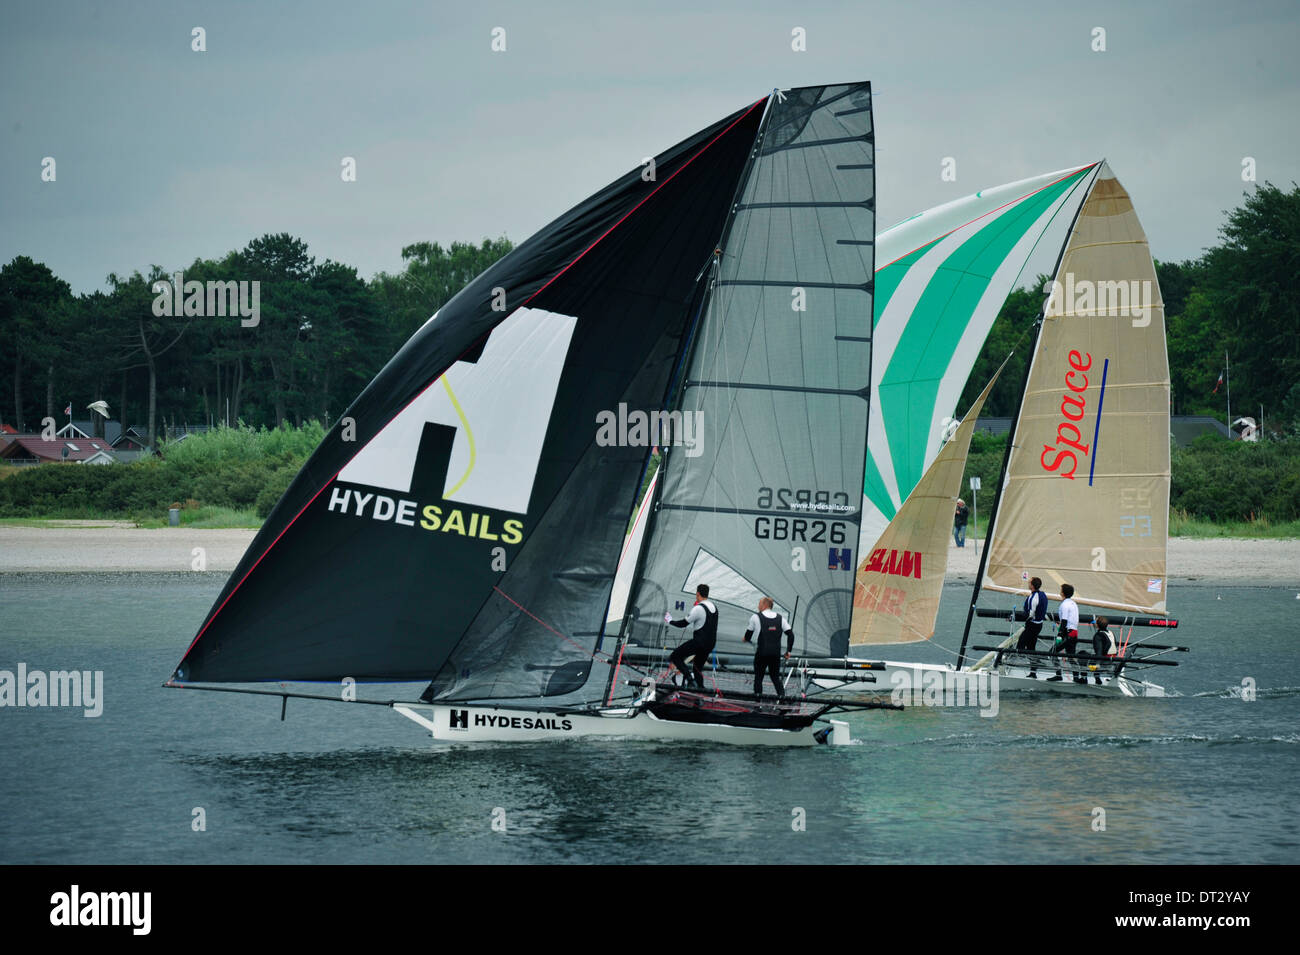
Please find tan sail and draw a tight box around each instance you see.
[851,370,1001,645]
[983,163,1170,613]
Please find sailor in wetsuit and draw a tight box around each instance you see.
[665,584,718,689]
[743,596,793,698]
[1089,615,1117,686]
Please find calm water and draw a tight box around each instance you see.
[1,573,1297,864]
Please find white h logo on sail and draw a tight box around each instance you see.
[339,307,578,514]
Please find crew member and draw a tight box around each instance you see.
[743,596,794,698]
[1047,582,1081,683]
[665,584,718,689]
[1089,616,1117,686]
[1019,576,1049,678]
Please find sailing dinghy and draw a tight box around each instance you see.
[167,82,901,745]
[814,162,1188,697]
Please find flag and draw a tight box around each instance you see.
[63,403,71,416]
[1211,371,1223,395]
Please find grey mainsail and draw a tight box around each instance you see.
[623,84,876,662]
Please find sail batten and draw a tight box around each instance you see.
[624,82,875,661]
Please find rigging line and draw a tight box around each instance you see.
[491,585,651,678]
[1006,167,1100,300]
[440,376,476,496]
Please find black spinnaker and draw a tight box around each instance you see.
[173,98,767,696]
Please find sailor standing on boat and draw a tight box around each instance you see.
[1018,576,1049,677]
[665,584,718,688]
[743,597,793,698]
[1047,583,1082,683]
[1088,616,1117,686]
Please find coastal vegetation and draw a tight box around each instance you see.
[1,422,1296,535]
[2,186,1297,534]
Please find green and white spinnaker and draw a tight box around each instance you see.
[861,163,1099,552]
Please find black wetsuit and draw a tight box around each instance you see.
[747,610,793,697]
[1018,589,1048,653]
[668,602,718,686]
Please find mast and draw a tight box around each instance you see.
[956,163,1101,668]
[1225,349,1232,434]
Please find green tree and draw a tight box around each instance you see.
[108,267,193,449]
[232,234,317,427]
[0,256,72,431]
[1201,182,1300,426]
[370,237,514,352]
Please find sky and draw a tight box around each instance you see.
[3,0,1297,294]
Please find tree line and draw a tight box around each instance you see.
[4,183,1297,450]
[0,235,513,447]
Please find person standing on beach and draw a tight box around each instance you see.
[953,499,970,548]
[665,584,718,688]
[1047,583,1081,682]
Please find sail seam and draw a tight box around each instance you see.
[877,163,1097,270]
[686,379,868,397]
[762,134,871,155]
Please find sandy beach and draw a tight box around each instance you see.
[0,522,257,575]
[0,522,1297,585]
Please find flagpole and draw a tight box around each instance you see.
[1225,350,1232,437]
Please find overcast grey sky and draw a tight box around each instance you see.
[3,0,1297,294]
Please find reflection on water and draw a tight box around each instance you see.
[1,575,1297,863]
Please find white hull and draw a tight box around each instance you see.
[393,702,850,746]
[811,658,1166,698]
